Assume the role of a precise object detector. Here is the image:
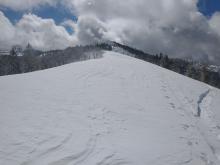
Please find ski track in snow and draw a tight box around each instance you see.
[48,134,99,165]
[160,71,220,164]
[21,133,73,165]
[0,51,220,165]
[197,89,211,117]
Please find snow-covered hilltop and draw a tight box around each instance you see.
[0,51,220,165]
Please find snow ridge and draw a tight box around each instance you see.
[0,51,220,165]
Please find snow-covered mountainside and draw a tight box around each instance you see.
[0,51,220,165]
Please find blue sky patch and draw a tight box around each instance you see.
[0,3,77,34]
[32,4,77,24]
[0,7,23,24]
[198,0,220,17]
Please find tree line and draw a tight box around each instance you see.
[0,42,219,89]
[0,45,103,76]
[96,42,220,89]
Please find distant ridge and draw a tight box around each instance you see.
[0,41,220,88]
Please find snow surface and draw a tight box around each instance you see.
[0,51,220,165]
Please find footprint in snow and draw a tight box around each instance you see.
[169,103,176,109]
[165,96,170,99]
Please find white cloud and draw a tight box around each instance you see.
[73,14,107,44]
[0,11,15,49]
[0,0,59,11]
[66,0,220,64]
[209,12,220,36]
[1,0,220,64]
[0,11,76,50]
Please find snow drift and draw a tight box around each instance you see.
[0,51,220,165]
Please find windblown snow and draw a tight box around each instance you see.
[0,51,220,165]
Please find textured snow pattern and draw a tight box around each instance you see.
[0,51,220,165]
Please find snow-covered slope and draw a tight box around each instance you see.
[0,51,220,165]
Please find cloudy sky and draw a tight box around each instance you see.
[0,0,220,64]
